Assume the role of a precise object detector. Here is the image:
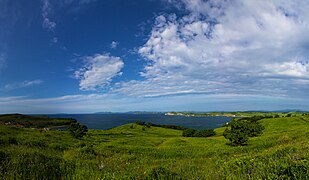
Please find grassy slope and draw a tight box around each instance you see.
[1,115,309,179]
[0,114,76,128]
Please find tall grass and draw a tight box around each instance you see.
[0,115,309,179]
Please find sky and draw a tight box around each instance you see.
[0,0,309,113]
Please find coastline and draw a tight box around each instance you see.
[164,112,240,117]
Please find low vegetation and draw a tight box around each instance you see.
[135,121,187,130]
[183,128,216,137]
[0,113,309,179]
[0,114,76,128]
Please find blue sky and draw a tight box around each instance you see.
[0,0,309,113]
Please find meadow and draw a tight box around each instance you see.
[1,113,309,179]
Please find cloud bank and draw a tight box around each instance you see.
[112,0,309,98]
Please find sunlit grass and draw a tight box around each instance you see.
[1,115,309,179]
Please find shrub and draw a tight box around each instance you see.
[68,123,88,139]
[135,121,146,125]
[246,121,265,137]
[223,126,249,146]
[194,129,216,137]
[182,129,197,137]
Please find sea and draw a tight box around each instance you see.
[49,113,233,130]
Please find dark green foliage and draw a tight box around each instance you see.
[279,164,308,179]
[68,122,88,139]
[223,125,249,146]
[0,151,6,164]
[194,129,216,137]
[286,113,292,117]
[135,121,146,125]
[246,121,265,137]
[223,117,265,146]
[8,137,18,145]
[135,121,187,130]
[0,151,7,174]
[182,129,197,137]
[183,128,216,137]
[0,114,76,128]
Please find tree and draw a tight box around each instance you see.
[223,118,264,146]
[68,122,88,139]
[223,120,250,146]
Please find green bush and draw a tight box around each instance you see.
[183,129,216,137]
[223,126,249,146]
[182,129,197,137]
[68,122,88,139]
[194,129,216,137]
[223,119,264,146]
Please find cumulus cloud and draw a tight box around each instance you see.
[3,80,43,91]
[115,0,309,98]
[74,54,124,91]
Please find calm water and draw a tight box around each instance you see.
[49,113,232,130]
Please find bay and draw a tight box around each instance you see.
[48,113,232,130]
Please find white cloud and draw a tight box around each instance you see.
[3,80,43,91]
[110,41,119,49]
[41,0,56,31]
[74,53,124,91]
[115,0,309,98]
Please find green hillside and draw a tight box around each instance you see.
[1,114,309,179]
[0,114,76,128]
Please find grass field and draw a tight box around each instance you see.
[1,114,309,179]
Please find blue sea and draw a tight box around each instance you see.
[49,113,233,130]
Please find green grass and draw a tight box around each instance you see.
[1,114,309,179]
[0,114,75,128]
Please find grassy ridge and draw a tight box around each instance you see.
[1,114,309,179]
[0,114,76,128]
